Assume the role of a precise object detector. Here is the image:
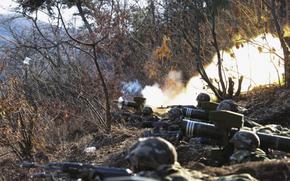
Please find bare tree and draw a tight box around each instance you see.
[262,0,290,88]
[14,0,132,132]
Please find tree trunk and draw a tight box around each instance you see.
[269,0,290,88]
[76,1,111,132]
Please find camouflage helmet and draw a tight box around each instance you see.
[142,106,153,116]
[126,137,177,172]
[216,99,239,112]
[229,130,260,150]
[196,93,210,102]
[168,107,183,121]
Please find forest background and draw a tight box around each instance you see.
[0,0,289,179]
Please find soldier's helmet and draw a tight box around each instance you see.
[168,107,183,121]
[216,99,239,112]
[196,93,210,102]
[126,137,177,172]
[142,106,153,116]
[229,130,260,150]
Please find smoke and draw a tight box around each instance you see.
[141,70,208,109]
[121,79,142,98]
[142,33,284,109]
[208,33,284,90]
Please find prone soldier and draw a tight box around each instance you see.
[126,137,258,181]
[217,99,290,135]
[229,130,269,165]
[113,96,160,127]
[144,110,290,166]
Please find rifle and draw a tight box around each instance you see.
[144,130,182,140]
[20,161,133,181]
[157,105,197,109]
[144,110,290,153]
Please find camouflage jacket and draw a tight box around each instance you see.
[138,162,258,181]
[229,148,269,164]
[138,162,204,181]
[254,124,290,137]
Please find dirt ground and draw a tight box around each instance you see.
[2,85,290,180]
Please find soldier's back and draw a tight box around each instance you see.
[138,162,203,181]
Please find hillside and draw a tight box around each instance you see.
[0,1,289,180]
[1,85,290,180]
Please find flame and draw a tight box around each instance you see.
[142,33,284,110]
[142,70,207,109]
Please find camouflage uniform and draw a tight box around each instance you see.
[229,130,269,165]
[126,137,195,181]
[229,149,268,164]
[253,124,290,137]
[138,162,203,181]
[167,107,184,131]
[140,106,159,128]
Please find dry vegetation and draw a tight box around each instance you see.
[0,0,289,180]
[1,83,290,180]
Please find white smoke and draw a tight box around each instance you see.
[141,70,208,109]
[121,79,142,98]
[142,33,284,109]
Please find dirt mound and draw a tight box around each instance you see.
[240,86,290,125]
[199,159,290,180]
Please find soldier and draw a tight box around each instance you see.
[167,107,183,128]
[126,137,210,181]
[125,137,258,181]
[125,137,206,181]
[140,106,159,128]
[216,99,261,128]
[196,93,211,109]
[229,130,269,165]
[254,124,290,137]
[216,99,247,113]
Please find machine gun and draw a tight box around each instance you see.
[20,161,133,181]
[144,110,290,153]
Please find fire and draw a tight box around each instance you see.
[142,33,284,110]
[142,71,201,109]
